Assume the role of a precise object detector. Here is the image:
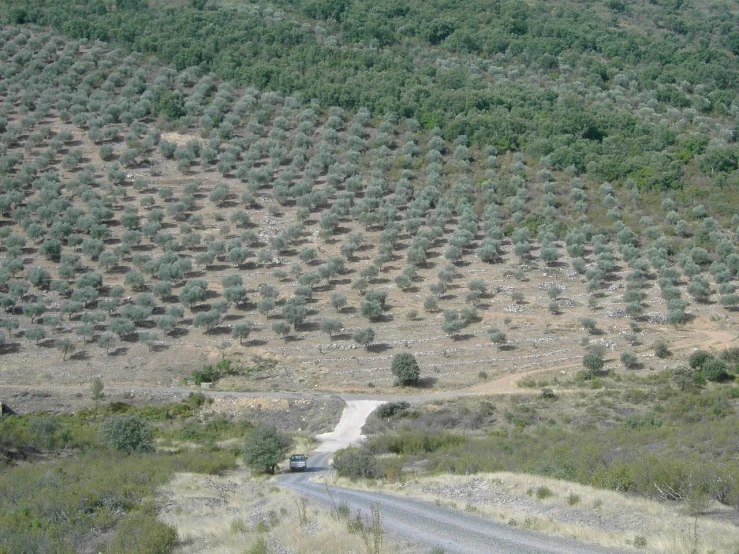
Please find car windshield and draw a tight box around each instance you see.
[291,455,306,461]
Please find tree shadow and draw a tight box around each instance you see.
[152,343,170,352]
[415,376,437,389]
[367,343,392,353]
[299,321,320,332]
[372,313,394,323]
[208,326,233,336]
[69,350,91,361]
[0,342,21,354]
[109,347,129,356]
[451,333,476,341]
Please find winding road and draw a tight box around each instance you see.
[2,327,734,552]
[276,400,632,554]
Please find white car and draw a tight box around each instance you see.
[289,454,308,471]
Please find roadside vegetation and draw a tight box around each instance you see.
[0,391,412,554]
[338,347,739,513]
[0,393,243,553]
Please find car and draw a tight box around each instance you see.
[289,454,308,471]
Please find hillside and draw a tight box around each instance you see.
[0,16,737,393]
[1,1,739,551]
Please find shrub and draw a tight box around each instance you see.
[333,447,378,480]
[535,486,553,500]
[246,537,269,554]
[653,340,670,358]
[352,327,375,350]
[582,351,604,373]
[106,508,176,554]
[702,359,731,382]
[620,351,638,369]
[391,353,420,387]
[719,347,739,364]
[488,328,507,349]
[243,425,291,474]
[376,402,411,418]
[579,317,597,333]
[98,414,154,453]
[689,350,713,369]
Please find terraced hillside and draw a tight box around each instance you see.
[0,24,736,394]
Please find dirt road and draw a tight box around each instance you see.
[314,400,386,452]
[278,403,632,554]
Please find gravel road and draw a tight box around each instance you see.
[276,401,633,554]
[280,453,632,554]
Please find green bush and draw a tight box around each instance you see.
[246,537,270,554]
[98,414,154,453]
[0,451,210,553]
[370,430,466,455]
[243,425,291,474]
[653,340,670,358]
[391,353,420,387]
[689,350,714,369]
[720,347,739,364]
[333,447,378,480]
[702,359,731,382]
[190,359,236,384]
[582,351,604,373]
[376,402,411,418]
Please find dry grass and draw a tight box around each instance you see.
[158,470,421,554]
[326,472,739,554]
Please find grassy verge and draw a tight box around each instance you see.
[159,470,421,554]
[324,471,739,554]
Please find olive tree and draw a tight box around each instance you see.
[320,318,343,340]
[391,352,420,387]
[232,321,254,345]
[352,327,375,350]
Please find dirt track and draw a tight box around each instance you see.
[276,402,631,554]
